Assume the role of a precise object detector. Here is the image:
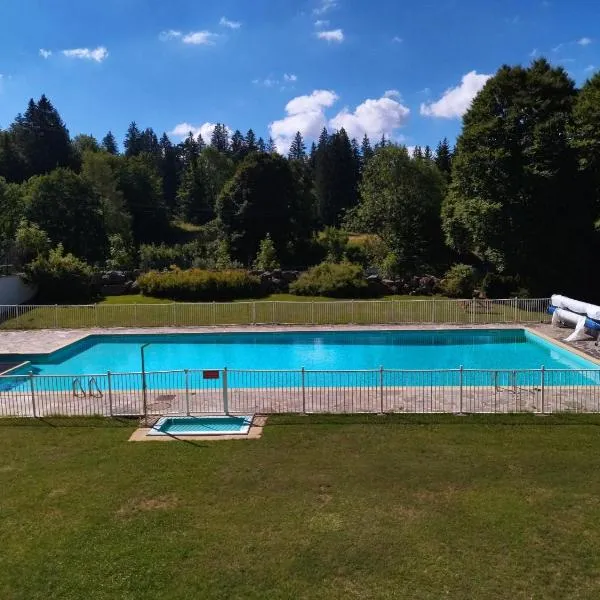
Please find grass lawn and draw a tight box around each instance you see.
[1,414,600,599]
[0,294,546,329]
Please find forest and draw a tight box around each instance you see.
[0,58,599,302]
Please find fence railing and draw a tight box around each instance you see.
[1,365,599,418]
[0,297,551,329]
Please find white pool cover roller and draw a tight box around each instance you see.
[552,308,590,342]
[551,295,600,321]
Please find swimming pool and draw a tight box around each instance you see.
[1,329,599,389]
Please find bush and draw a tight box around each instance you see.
[24,244,98,303]
[481,273,522,298]
[318,227,349,263]
[440,264,477,298]
[380,252,402,279]
[136,268,265,301]
[290,262,369,298]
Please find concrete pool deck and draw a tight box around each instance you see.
[0,322,593,356]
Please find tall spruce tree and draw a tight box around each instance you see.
[210,124,230,153]
[11,95,72,180]
[101,131,119,155]
[361,134,374,164]
[288,131,307,161]
[124,122,143,157]
[245,129,257,153]
[266,137,276,153]
[434,138,452,176]
[257,137,266,152]
[159,133,180,216]
[177,159,212,225]
[230,130,246,161]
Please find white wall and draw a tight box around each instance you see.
[0,276,37,305]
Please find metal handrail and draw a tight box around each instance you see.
[72,377,86,398]
[88,377,103,398]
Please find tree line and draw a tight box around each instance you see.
[1,57,599,299]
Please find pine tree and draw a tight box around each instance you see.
[11,95,72,180]
[288,131,307,161]
[181,132,200,167]
[361,134,374,163]
[230,130,246,161]
[308,142,318,172]
[266,137,276,153]
[253,233,280,270]
[140,128,160,158]
[257,137,266,152]
[423,145,433,162]
[159,133,180,216]
[245,129,257,153]
[434,137,452,176]
[413,145,423,159]
[351,137,361,175]
[101,131,119,154]
[124,122,143,157]
[210,123,230,153]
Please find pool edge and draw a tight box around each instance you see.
[524,326,600,368]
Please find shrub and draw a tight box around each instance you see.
[481,273,522,299]
[106,234,137,271]
[24,244,97,303]
[379,252,402,279]
[253,234,280,271]
[14,220,51,264]
[136,268,264,301]
[290,262,369,298]
[440,264,477,298]
[318,227,349,263]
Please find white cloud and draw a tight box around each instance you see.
[219,17,241,29]
[552,43,564,53]
[62,46,108,62]
[314,20,330,28]
[585,64,596,73]
[269,89,410,153]
[170,122,231,142]
[392,36,403,43]
[254,78,279,87]
[316,29,344,42]
[182,31,218,45]
[329,96,410,140]
[313,0,337,16]
[39,49,52,59]
[529,48,538,57]
[578,37,592,46]
[383,89,401,99]
[420,71,491,119]
[269,90,338,153]
[283,73,298,82]
[159,30,182,41]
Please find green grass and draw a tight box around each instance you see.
[0,294,546,329]
[2,414,600,599]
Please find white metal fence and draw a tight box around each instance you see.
[0,297,551,329]
[1,366,600,418]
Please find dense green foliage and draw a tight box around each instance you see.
[1,60,600,301]
[137,268,264,301]
[440,264,477,298]
[24,245,97,303]
[290,262,370,297]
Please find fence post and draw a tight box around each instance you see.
[379,366,384,414]
[459,365,464,414]
[222,367,229,415]
[171,303,176,327]
[29,371,37,418]
[301,367,306,414]
[271,302,276,325]
[252,302,256,325]
[212,302,216,326]
[311,301,315,325]
[431,298,435,324]
[540,365,545,414]
[513,297,518,323]
[95,304,99,328]
[185,369,190,416]
[351,300,355,324]
[54,304,58,329]
[134,303,137,327]
[107,371,113,417]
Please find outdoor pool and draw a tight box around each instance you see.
[148,415,254,436]
[1,329,599,389]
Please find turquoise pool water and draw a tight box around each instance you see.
[148,416,253,436]
[1,329,599,389]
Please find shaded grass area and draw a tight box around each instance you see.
[2,414,600,599]
[0,295,545,329]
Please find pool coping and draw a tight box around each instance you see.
[0,323,555,357]
[128,415,267,442]
[524,327,600,367]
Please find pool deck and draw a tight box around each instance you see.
[1,322,594,356]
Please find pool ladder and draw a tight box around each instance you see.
[72,377,103,398]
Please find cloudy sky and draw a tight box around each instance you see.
[0,0,598,153]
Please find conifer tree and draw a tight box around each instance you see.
[101,131,119,155]
[288,131,307,161]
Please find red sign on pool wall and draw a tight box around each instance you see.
[203,370,220,380]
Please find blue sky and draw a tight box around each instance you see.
[0,0,598,153]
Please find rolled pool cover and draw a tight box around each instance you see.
[548,305,600,331]
[551,294,600,321]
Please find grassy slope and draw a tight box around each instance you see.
[0,295,540,329]
[1,415,600,600]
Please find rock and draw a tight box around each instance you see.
[281,270,299,282]
[102,270,127,284]
[130,281,140,293]
[366,274,381,283]
[271,268,282,278]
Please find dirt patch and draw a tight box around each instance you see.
[116,494,179,517]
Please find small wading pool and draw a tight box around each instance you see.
[148,415,254,436]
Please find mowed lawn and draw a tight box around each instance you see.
[0,294,545,329]
[2,415,600,599]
